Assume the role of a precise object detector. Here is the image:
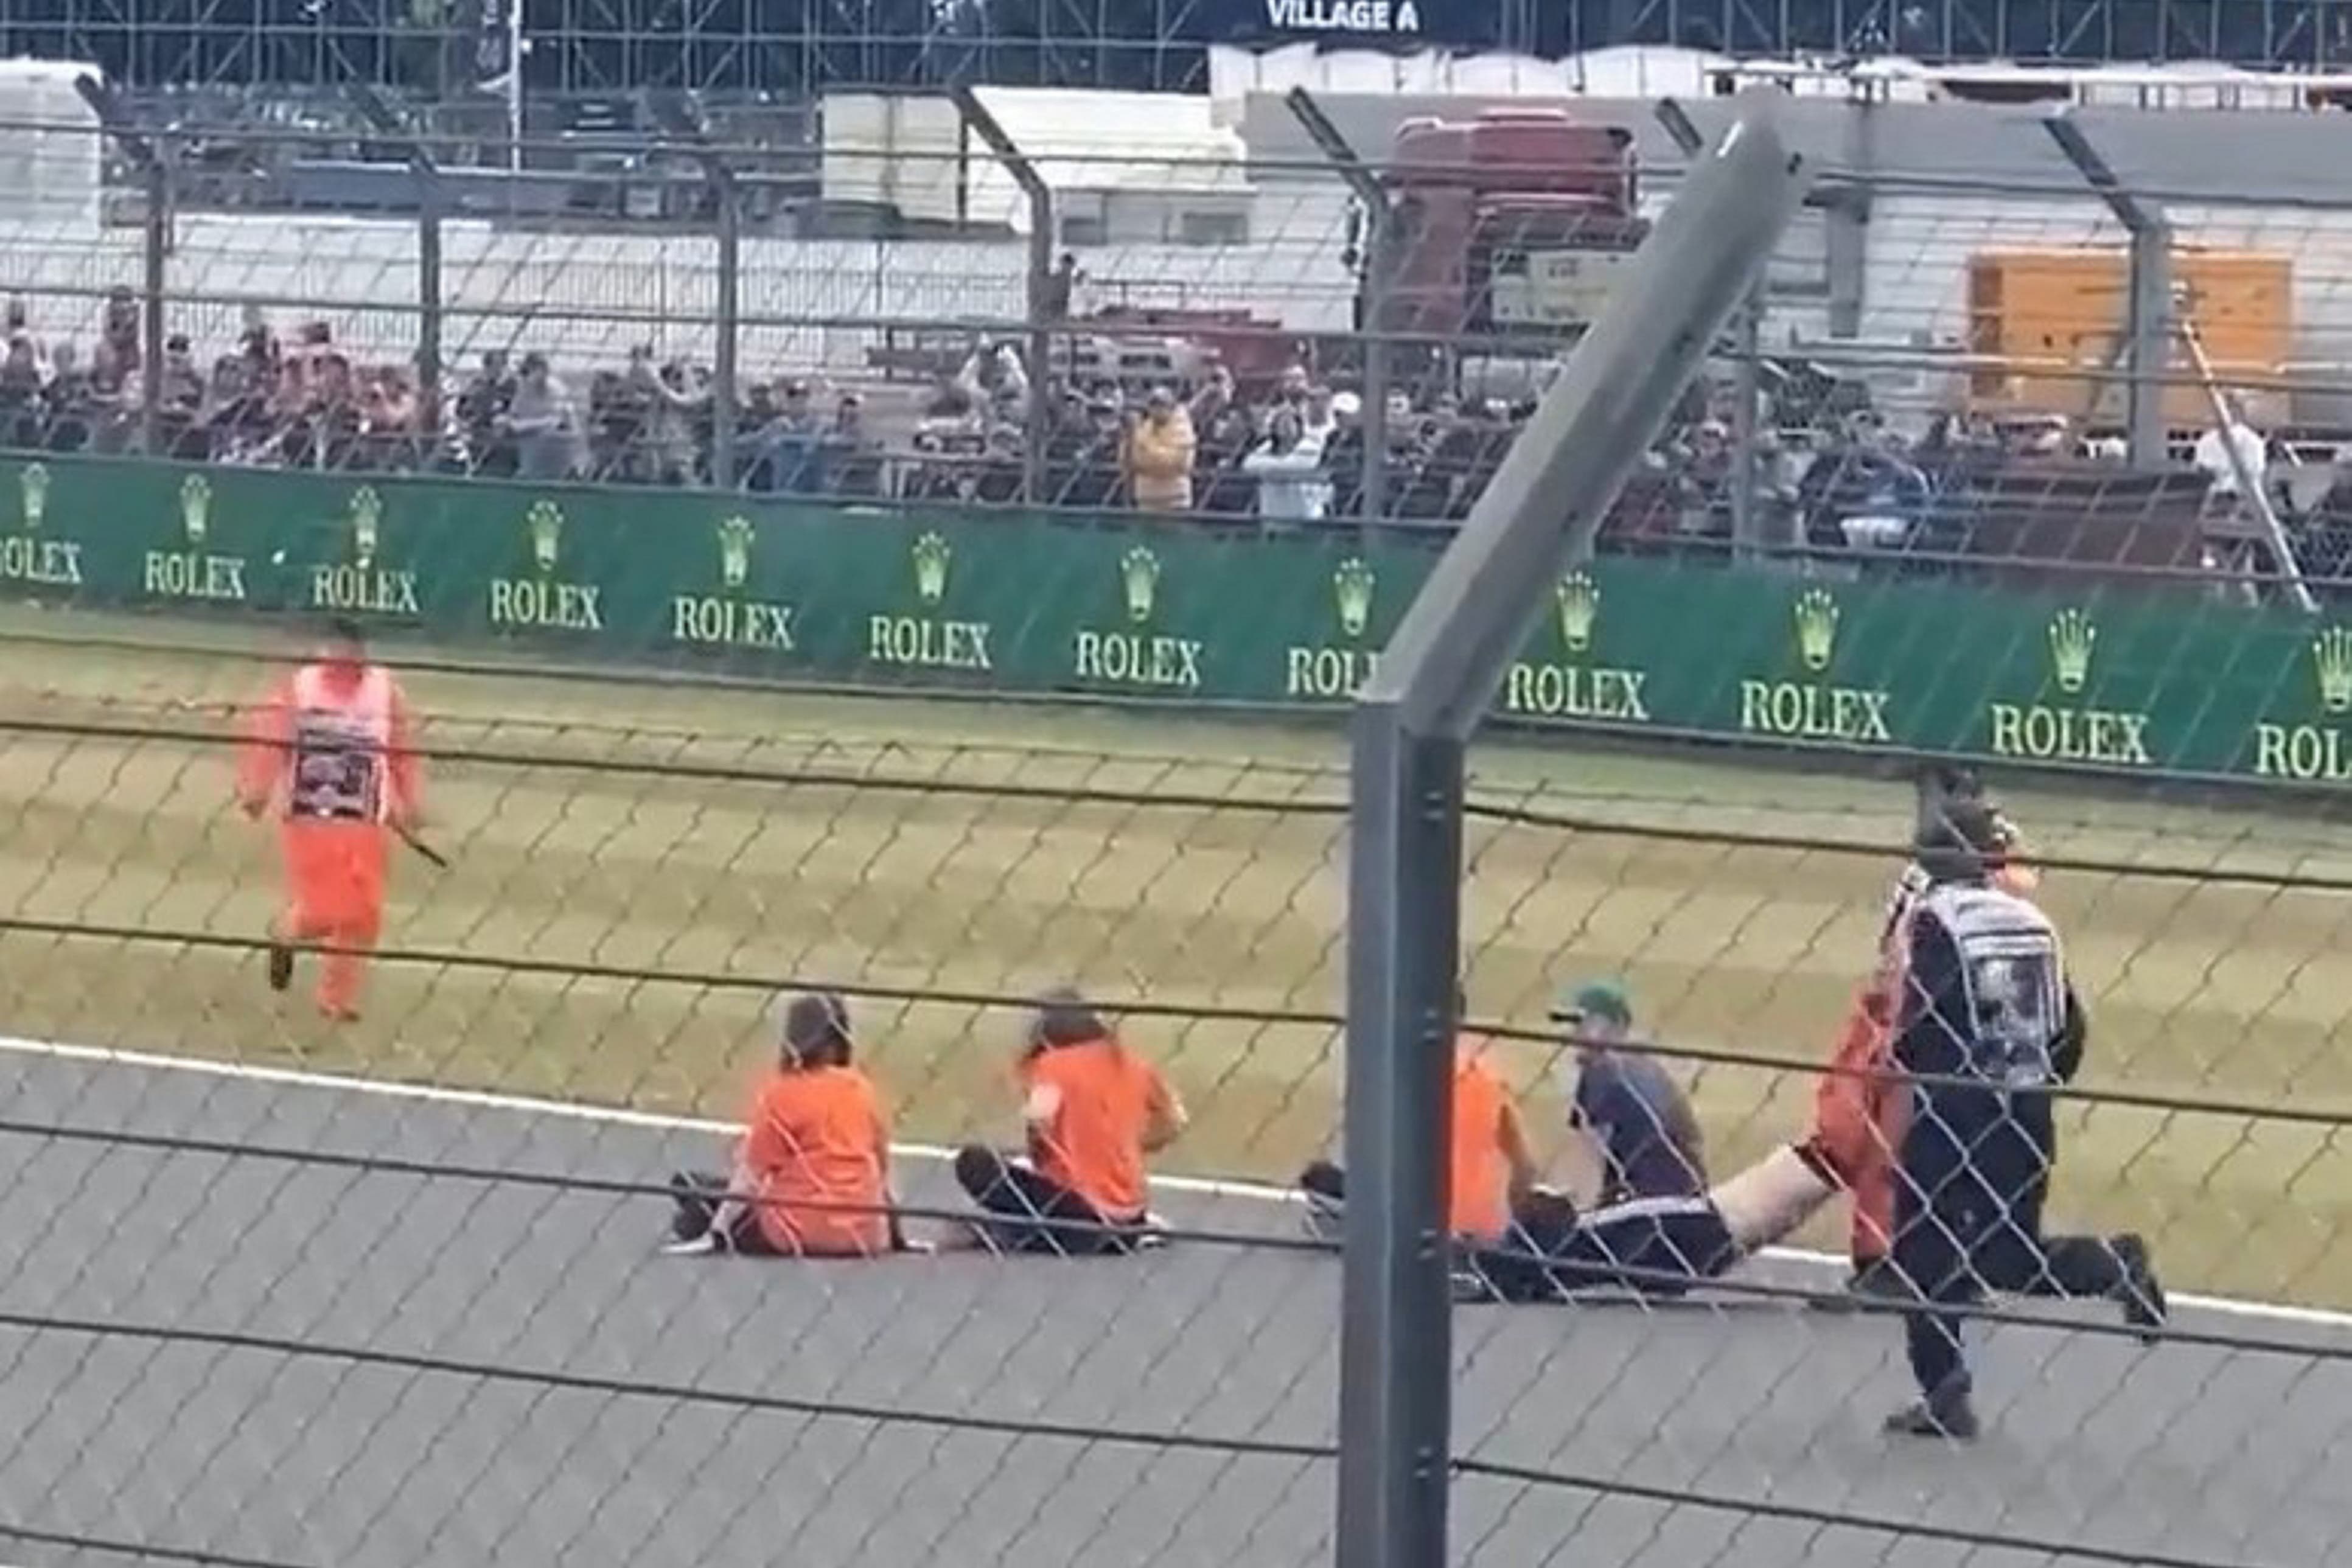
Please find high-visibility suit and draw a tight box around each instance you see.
[1812,863,1928,1268]
[237,658,419,1019]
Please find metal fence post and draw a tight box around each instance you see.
[1286,87,1389,528]
[2043,115,2170,468]
[652,102,744,490]
[352,89,444,444]
[1336,97,1807,1568]
[711,159,742,490]
[75,78,172,454]
[1656,99,1770,564]
[139,153,169,455]
[2045,113,2315,612]
[416,150,443,427]
[952,86,1054,509]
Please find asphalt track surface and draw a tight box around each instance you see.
[3,1050,2350,1568]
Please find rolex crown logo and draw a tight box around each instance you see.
[1556,571,1599,655]
[19,461,47,531]
[1121,546,1160,624]
[912,531,952,607]
[2049,607,2096,695]
[1794,587,1839,673]
[349,486,382,568]
[717,515,754,590]
[2314,625,2352,716]
[527,500,564,571]
[179,473,211,546]
[1333,557,1375,639]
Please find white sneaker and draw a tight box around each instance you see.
[661,1232,721,1257]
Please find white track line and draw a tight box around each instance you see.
[5,1032,2348,1331]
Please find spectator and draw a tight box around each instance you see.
[828,393,884,499]
[1123,387,1195,512]
[923,366,977,422]
[2195,395,2269,510]
[156,333,206,459]
[97,285,140,379]
[506,352,583,482]
[1242,408,1330,525]
[759,379,828,496]
[458,350,517,475]
[0,331,44,450]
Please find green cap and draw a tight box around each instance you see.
[1551,979,1632,1027]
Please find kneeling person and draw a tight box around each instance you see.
[669,991,902,1256]
[954,990,1186,1255]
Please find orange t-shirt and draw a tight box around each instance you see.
[1024,1037,1166,1221]
[1448,1039,1513,1242]
[739,1065,890,1256]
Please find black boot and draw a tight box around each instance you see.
[2113,1233,2167,1344]
[1884,1377,1980,1440]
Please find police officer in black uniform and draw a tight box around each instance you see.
[1886,795,2168,1440]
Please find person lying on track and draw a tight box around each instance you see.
[951,989,1185,1255]
[666,991,910,1257]
[1454,1139,1846,1303]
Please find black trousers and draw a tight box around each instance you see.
[954,1146,1151,1256]
[1303,1162,1734,1302]
[669,1169,782,1255]
[1893,1098,2127,1399]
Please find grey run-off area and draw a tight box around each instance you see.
[0,1045,2348,1568]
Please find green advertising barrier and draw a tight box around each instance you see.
[4,453,2351,789]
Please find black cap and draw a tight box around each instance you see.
[1914,797,2018,884]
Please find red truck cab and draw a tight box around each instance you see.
[1370,108,1650,372]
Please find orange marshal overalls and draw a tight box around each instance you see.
[237,660,419,1019]
[1810,864,1927,1268]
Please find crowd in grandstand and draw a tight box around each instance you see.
[7,296,2352,591]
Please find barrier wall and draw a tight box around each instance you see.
[6,455,2348,787]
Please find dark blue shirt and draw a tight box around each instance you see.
[1571,1051,1707,1204]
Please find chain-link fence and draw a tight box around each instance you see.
[4,82,2352,595]
[4,74,2352,1568]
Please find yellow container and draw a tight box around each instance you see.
[1964,247,2292,428]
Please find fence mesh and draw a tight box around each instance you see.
[3,623,2352,1567]
[7,78,2352,1568]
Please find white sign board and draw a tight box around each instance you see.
[1490,249,1631,327]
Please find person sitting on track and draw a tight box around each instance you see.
[1555,979,1707,1205]
[1299,1001,1542,1249]
[666,991,907,1257]
[952,989,1185,1255]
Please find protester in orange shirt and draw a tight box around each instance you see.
[952,989,1185,1255]
[1298,1008,1541,1247]
[236,618,419,1022]
[667,991,903,1257]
